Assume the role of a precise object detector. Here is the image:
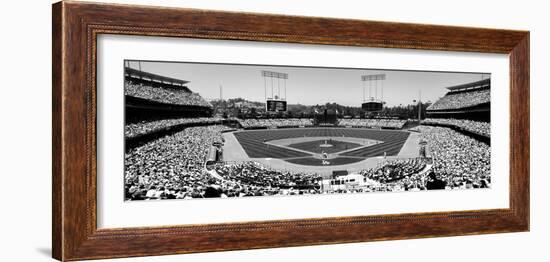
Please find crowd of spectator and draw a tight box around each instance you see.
[235,118,407,129]
[124,125,232,200]
[125,117,226,138]
[323,158,428,193]
[210,159,431,197]
[125,80,211,107]
[361,158,427,183]
[213,162,322,196]
[338,118,407,129]
[422,118,490,137]
[419,126,491,189]
[238,118,314,128]
[427,89,490,110]
[317,158,429,194]
[212,159,431,196]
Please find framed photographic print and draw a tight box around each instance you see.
[52,1,529,261]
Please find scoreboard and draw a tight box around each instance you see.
[362,101,383,112]
[266,100,287,112]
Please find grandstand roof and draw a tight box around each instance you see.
[446,78,490,91]
[125,67,190,87]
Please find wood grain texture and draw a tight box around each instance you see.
[52,1,530,261]
[52,2,63,260]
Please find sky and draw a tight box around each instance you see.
[127,60,489,107]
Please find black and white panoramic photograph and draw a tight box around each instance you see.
[124,60,491,201]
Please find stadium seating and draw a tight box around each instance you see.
[418,126,490,189]
[238,118,314,129]
[125,80,211,107]
[337,118,407,129]
[422,118,490,137]
[215,162,320,190]
[427,89,489,111]
[125,117,227,139]
[361,158,427,183]
[125,125,234,200]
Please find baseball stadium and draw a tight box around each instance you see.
[124,61,491,201]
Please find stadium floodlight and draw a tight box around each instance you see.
[361,74,386,112]
[262,70,289,112]
[262,70,288,79]
[361,74,386,81]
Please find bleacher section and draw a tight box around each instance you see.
[361,158,427,183]
[125,80,211,107]
[124,67,213,123]
[337,118,407,129]
[426,78,490,121]
[235,118,406,130]
[125,117,227,139]
[428,89,489,111]
[422,118,490,137]
[238,118,314,129]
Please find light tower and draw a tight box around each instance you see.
[360,74,386,112]
[262,70,288,112]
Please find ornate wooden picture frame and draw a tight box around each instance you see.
[52,1,529,261]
